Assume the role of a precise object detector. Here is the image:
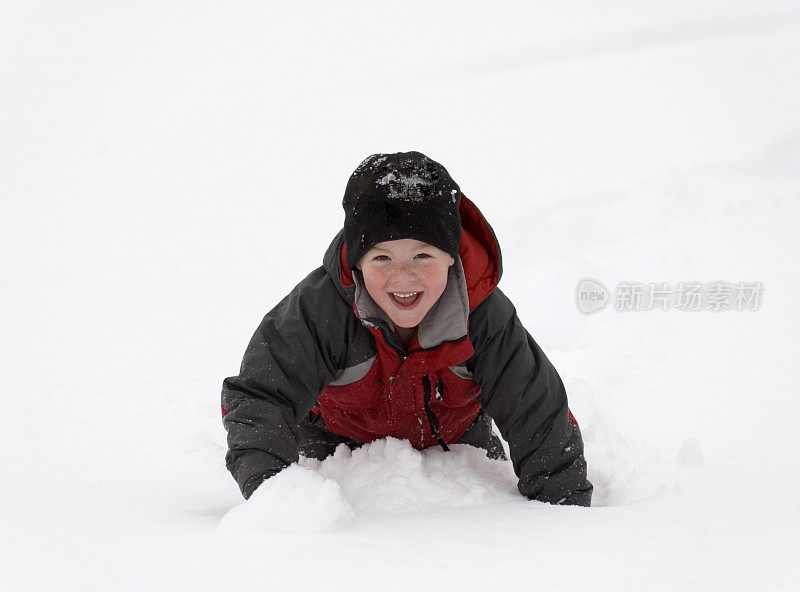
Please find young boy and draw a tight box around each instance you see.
[221,151,593,506]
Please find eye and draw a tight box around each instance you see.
[373,255,390,262]
[415,253,432,259]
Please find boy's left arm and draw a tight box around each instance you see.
[468,288,593,507]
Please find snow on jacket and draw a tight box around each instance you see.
[221,194,593,506]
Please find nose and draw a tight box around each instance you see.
[389,260,419,282]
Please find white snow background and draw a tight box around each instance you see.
[2,1,799,590]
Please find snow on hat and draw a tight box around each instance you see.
[342,151,462,270]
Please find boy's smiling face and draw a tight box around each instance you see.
[356,239,455,330]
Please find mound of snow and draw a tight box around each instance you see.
[218,438,522,533]
[305,437,521,514]
[218,465,354,534]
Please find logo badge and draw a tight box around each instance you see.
[576,278,609,314]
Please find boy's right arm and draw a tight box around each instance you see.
[221,267,348,499]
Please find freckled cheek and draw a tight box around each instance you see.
[364,270,391,299]
[419,268,448,295]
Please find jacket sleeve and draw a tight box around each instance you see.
[468,288,593,506]
[221,267,347,499]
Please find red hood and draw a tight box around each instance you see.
[334,193,502,311]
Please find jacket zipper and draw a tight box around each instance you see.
[422,374,450,452]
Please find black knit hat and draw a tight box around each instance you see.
[343,151,462,270]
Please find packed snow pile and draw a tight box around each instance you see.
[219,438,522,534]
[219,464,355,533]
[216,422,703,534]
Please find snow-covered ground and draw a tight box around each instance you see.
[2,1,799,590]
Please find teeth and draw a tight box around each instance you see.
[392,292,419,298]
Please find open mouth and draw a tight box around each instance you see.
[388,291,423,308]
